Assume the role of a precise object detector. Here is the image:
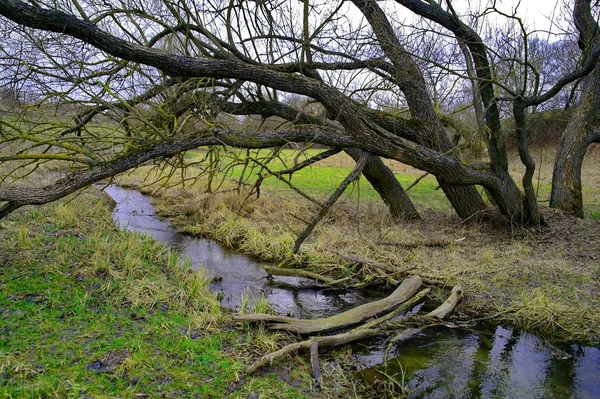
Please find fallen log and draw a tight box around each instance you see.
[246,328,382,374]
[264,266,338,284]
[244,283,462,379]
[233,275,422,335]
[354,288,430,331]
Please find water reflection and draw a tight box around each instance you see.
[358,326,600,398]
[105,185,371,316]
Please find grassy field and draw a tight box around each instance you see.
[115,145,600,344]
[0,189,334,398]
[181,146,600,218]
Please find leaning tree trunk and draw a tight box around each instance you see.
[345,148,420,220]
[351,0,487,221]
[551,1,600,218]
[550,64,600,217]
[550,130,597,218]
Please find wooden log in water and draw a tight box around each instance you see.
[233,275,422,334]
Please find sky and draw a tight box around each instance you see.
[488,0,569,34]
[365,0,573,40]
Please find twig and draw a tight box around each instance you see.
[293,154,368,253]
[309,341,322,388]
[405,172,430,192]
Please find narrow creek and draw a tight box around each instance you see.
[106,185,600,398]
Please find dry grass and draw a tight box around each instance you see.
[114,148,600,343]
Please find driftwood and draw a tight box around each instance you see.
[243,282,463,379]
[309,341,322,387]
[354,288,430,331]
[264,266,338,284]
[425,284,463,319]
[246,328,383,374]
[233,275,422,334]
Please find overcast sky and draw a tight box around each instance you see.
[365,0,573,40]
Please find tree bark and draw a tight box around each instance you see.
[221,101,421,220]
[550,75,600,217]
[345,148,420,220]
[514,103,544,225]
[233,275,422,335]
[550,0,600,218]
[0,0,574,226]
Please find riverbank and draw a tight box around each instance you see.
[0,189,341,398]
[116,164,600,345]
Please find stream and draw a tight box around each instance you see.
[106,185,600,398]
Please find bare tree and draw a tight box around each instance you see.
[0,0,598,226]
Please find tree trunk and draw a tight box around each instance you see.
[550,130,595,218]
[485,173,530,225]
[514,103,544,225]
[551,2,600,218]
[550,66,600,217]
[350,0,487,221]
[345,148,420,220]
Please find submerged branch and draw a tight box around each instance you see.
[263,266,338,285]
[243,280,463,381]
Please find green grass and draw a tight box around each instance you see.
[184,148,452,212]
[0,189,312,398]
[183,148,600,217]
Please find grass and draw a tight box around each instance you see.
[2,141,599,395]
[182,147,453,211]
[182,146,600,217]
[114,145,600,344]
[0,188,321,398]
